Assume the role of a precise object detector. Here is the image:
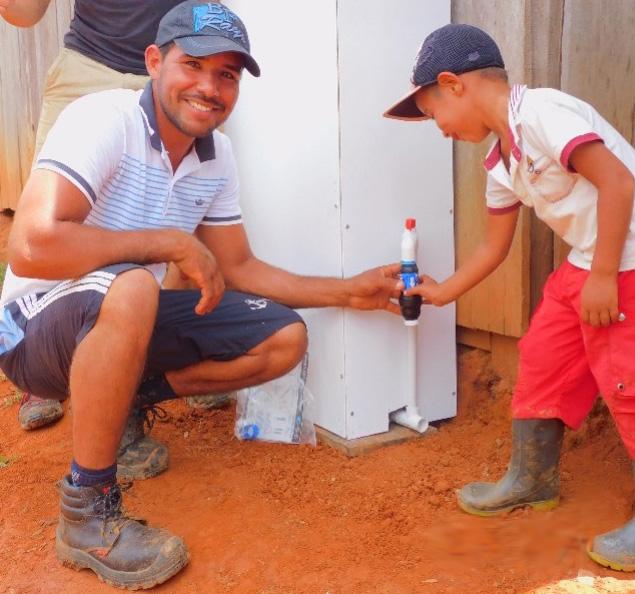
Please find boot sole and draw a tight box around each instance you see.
[587,543,635,572]
[56,526,189,590]
[457,495,560,517]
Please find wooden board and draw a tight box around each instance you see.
[452,0,532,337]
[0,0,72,209]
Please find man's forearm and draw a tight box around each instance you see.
[1,0,51,27]
[9,222,188,280]
[225,258,352,308]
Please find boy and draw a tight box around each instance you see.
[384,23,635,571]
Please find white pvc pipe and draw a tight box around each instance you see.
[390,323,429,433]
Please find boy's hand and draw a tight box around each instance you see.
[404,274,451,307]
[580,272,619,327]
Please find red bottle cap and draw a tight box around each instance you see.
[405,218,416,230]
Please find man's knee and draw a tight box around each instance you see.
[263,322,308,376]
[100,269,159,329]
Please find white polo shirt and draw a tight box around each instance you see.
[1,83,243,305]
[485,84,635,271]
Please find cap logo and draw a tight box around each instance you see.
[192,3,247,44]
[468,51,480,62]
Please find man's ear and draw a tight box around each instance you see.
[436,71,463,95]
[145,44,163,80]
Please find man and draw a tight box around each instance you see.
[1,0,212,431]
[0,1,400,588]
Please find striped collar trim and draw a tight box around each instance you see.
[138,82,216,162]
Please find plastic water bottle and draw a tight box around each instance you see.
[399,218,422,325]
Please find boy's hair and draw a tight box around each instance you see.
[476,66,508,83]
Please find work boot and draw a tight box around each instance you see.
[117,402,169,481]
[457,418,564,516]
[56,475,189,589]
[587,461,635,571]
[18,392,64,430]
[186,392,233,410]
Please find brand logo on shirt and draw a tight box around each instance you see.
[195,198,204,206]
[526,156,541,175]
[192,4,247,45]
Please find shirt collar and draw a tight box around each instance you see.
[482,84,527,171]
[138,82,216,162]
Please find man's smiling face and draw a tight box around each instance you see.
[154,43,244,139]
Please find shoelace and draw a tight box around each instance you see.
[137,403,168,433]
[93,484,124,520]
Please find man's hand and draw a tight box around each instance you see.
[173,234,225,315]
[404,274,452,307]
[581,271,619,327]
[346,263,402,314]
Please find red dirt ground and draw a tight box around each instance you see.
[1,347,635,594]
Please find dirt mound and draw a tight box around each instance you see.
[1,347,635,593]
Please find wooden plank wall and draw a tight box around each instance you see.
[0,0,73,210]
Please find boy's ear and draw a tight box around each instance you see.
[436,71,463,94]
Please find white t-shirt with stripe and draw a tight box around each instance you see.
[485,85,635,271]
[1,84,243,305]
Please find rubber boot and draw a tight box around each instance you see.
[587,461,635,571]
[457,418,564,516]
[56,476,189,589]
[18,393,64,430]
[117,402,169,481]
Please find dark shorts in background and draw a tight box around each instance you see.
[0,265,303,399]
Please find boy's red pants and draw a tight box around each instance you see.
[513,260,635,458]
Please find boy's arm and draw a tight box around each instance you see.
[195,223,403,313]
[0,0,51,27]
[570,141,635,327]
[404,207,519,306]
[10,170,225,314]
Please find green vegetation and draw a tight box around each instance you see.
[0,454,13,468]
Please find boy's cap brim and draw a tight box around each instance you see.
[383,85,430,121]
[174,36,261,77]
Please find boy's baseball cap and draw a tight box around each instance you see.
[384,24,504,121]
[155,0,260,77]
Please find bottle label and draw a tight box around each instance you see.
[401,271,419,289]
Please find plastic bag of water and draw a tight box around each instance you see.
[234,353,316,445]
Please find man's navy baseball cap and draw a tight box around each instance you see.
[155,0,260,77]
[384,24,504,121]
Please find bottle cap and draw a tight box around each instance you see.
[405,218,416,230]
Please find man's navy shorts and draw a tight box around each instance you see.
[0,264,304,399]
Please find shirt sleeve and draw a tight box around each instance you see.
[34,92,125,206]
[522,96,603,173]
[201,136,243,226]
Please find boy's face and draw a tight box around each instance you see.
[414,74,490,143]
